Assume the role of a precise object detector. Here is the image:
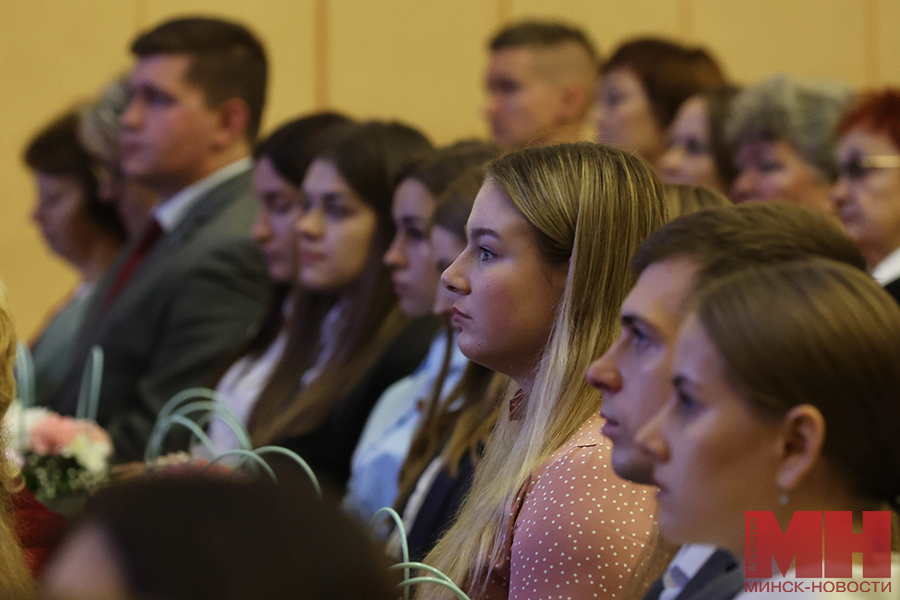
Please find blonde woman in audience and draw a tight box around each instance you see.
[637,259,899,599]
[0,285,39,596]
[420,143,667,600]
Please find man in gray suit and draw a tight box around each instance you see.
[47,17,270,461]
[586,204,867,600]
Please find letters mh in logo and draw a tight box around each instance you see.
[745,511,892,578]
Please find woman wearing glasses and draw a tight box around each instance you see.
[831,89,900,302]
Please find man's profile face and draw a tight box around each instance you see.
[121,54,222,195]
[484,47,567,148]
[586,257,699,484]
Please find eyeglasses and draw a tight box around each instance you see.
[838,155,900,181]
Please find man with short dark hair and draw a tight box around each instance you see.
[587,203,866,600]
[47,17,270,461]
[484,20,598,148]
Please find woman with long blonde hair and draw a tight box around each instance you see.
[0,286,38,596]
[421,143,667,600]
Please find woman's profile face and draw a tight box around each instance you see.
[430,224,466,318]
[636,315,783,554]
[296,159,378,294]
[31,172,97,267]
[252,156,303,284]
[384,177,439,317]
[831,127,900,266]
[596,68,667,165]
[659,96,725,193]
[730,139,833,213]
[441,180,568,387]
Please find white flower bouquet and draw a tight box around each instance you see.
[4,403,113,502]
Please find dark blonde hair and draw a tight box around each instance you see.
[422,143,668,599]
[694,259,900,510]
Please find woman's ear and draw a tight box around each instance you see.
[775,404,826,491]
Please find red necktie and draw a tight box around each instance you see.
[101,218,163,312]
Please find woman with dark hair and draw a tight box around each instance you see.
[596,37,726,166]
[24,111,128,405]
[344,141,497,527]
[238,121,436,489]
[205,112,352,454]
[388,165,500,562]
[636,259,899,599]
[831,89,900,301]
[659,85,742,195]
[42,475,398,600]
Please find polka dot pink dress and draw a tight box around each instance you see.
[476,413,656,600]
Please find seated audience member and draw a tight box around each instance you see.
[727,75,854,211]
[345,141,497,527]
[597,38,725,167]
[390,166,500,562]
[419,143,667,600]
[0,284,67,590]
[659,85,742,195]
[41,475,398,600]
[45,17,272,461]
[243,121,435,490]
[23,112,127,406]
[78,76,157,238]
[484,20,599,149]
[636,260,899,599]
[662,183,730,216]
[831,89,900,302]
[204,112,352,455]
[586,203,867,600]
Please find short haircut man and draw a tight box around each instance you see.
[587,203,866,600]
[46,17,271,461]
[131,17,267,142]
[484,20,599,149]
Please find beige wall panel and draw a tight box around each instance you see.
[1,0,137,339]
[508,0,681,54]
[142,0,317,134]
[328,0,495,145]
[692,0,866,86]
[877,0,900,85]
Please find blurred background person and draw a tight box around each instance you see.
[204,112,352,456]
[242,121,435,490]
[659,85,742,195]
[41,475,398,600]
[596,37,725,167]
[389,165,500,562]
[23,111,127,406]
[78,75,157,238]
[727,74,854,211]
[345,140,497,529]
[661,183,730,217]
[831,89,900,302]
[484,20,599,149]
